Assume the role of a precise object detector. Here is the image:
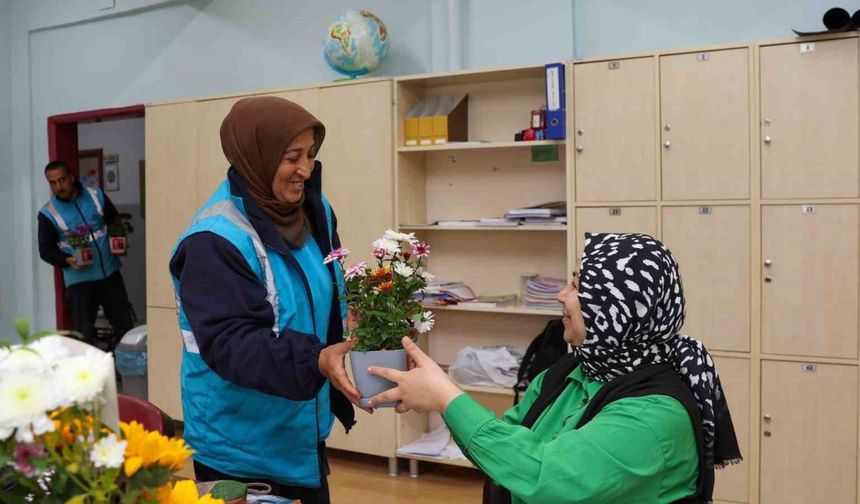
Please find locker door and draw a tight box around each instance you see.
[661,48,750,200]
[760,360,857,503]
[144,102,198,309]
[575,206,657,258]
[574,57,656,202]
[760,38,859,199]
[195,97,241,203]
[762,204,859,358]
[662,206,751,351]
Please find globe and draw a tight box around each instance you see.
[323,10,390,78]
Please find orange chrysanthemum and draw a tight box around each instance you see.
[368,265,392,283]
[375,281,395,293]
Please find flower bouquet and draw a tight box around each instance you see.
[0,318,223,504]
[67,225,94,267]
[324,230,435,407]
[107,213,134,256]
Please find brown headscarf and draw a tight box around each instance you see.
[220,96,325,248]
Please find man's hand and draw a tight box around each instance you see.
[65,256,79,269]
[319,338,368,411]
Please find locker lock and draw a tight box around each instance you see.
[763,414,771,422]
[764,259,772,267]
[663,140,672,149]
[764,135,773,144]
[763,431,772,438]
[764,276,773,283]
[576,145,584,153]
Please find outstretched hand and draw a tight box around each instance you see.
[367,337,463,414]
[319,338,370,412]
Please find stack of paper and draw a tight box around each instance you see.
[419,281,477,305]
[396,425,466,460]
[523,276,567,309]
[503,201,567,226]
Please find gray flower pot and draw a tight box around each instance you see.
[349,348,407,408]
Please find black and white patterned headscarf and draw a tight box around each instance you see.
[575,233,741,469]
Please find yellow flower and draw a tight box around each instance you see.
[120,421,193,472]
[158,480,224,504]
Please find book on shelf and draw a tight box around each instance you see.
[476,218,520,227]
[523,276,567,310]
[419,281,477,305]
[433,220,481,227]
[505,201,567,219]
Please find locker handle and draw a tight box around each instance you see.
[663,140,672,149]
[764,135,773,144]
[764,276,773,283]
[763,431,772,437]
[763,414,771,422]
[576,145,584,153]
[764,259,772,267]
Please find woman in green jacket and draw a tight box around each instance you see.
[368,233,741,504]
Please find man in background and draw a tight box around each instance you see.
[37,160,133,352]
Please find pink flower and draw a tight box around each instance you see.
[323,247,351,265]
[372,247,386,259]
[412,242,431,258]
[345,262,368,280]
[13,442,46,477]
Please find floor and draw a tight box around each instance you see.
[179,450,485,503]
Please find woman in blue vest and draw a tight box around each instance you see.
[369,233,742,503]
[169,97,360,504]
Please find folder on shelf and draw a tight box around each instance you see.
[545,63,566,140]
[403,94,468,146]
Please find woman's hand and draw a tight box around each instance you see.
[367,337,463,414]
[319,338,366,410]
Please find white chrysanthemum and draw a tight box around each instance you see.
[0,339,66,375]
[418,270,434,283]
[56,349,112,406]
[393,262,414,277]
[372,237,400,255]
[0,373,57,442]
[383,229,418,246]
[412,311,435,334]
[90,433,127,469]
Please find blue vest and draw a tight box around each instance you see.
[39,186,120,287]
[171,180,346,487]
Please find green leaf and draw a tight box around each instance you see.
[13,317,30,341]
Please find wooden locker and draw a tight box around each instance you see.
[318,82,393,265]
[712,356,750,503]
[195,97,242,204]
[760,360,857,504]
[760,38,859,199]
[661,48,750,200]
[144,102,198,309]
[575,206,657,257]
[574,57,657,202]
[662,206,750,351]
[146,307,183,421]
[762,204,859,358]
[260,87,321,116]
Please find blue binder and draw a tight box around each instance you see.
[545,63,566,140]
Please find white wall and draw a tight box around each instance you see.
[0,0,13,335]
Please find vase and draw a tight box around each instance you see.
[73,247,93,266]
[109,236,127,255]
[349,348,407,408]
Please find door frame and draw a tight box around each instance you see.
[47,105,145,329]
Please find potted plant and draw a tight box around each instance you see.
[0,318,224,504]
[107,213,134,256]
[325,230,435,408]
[67,225,94,267]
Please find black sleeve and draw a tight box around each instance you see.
[169,232,327,400]
[101,192,119,225]
[38,213,71,268]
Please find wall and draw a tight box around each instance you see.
[574,0,860,57]
[0,0,12,335]
[78,117,146,322]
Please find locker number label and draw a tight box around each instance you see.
[800,42,816,53]
[698,207,712,215]
[802,205,816,215]
[608,61,621,70]
[609,208,622,216]
[802,363,817,373]
[696,52,710,62]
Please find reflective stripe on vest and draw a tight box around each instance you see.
[45,200,69,232]
[86,187,103,215]
[189,200,280,337]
